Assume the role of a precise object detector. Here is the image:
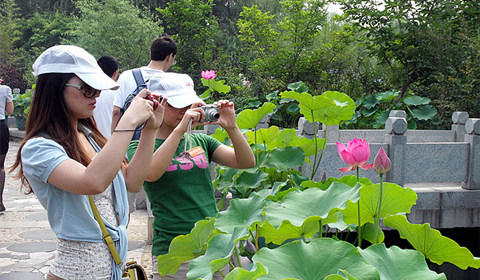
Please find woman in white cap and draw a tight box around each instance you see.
[10,45,165,280]
[127,73,256,279]
[0,78,14,212]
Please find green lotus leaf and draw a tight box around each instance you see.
[213,166,239,194]
[362,95,379,109]
[327,212,356,232]
[237,102,276,129]
[273,128,299,148]
[359,244,447,280]
[255,181,284,200]
[403,96,431,106]
[157,218,217,277]
[265,146,305,171]
[261,183,361,241]
[287,81,309,93]
[211,127,230,144]
[383,215,480,269]
[202,78,231,94]
[280,91,335,122]
[224,263,267,280]
[313,91,355,126]
[286,103,300,114]
[251,239,380,280]
[324,270,358,280]
[362,107,377,117]
[326,175,373,189]
[341,183,417,226]
[292,137,325,158]
[411,105,437,120]
[376,90,399,102]
[188,227,250,280]
[215,194,266,233]
[234,169,269,195]
[245,126,281,148]
[258,218,319,245]
[361,222,385,244]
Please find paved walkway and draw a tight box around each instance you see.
[0,137,153,279]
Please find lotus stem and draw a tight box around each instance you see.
[357,168,363,247]
[374,175,384,244]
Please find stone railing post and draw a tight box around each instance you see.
[385,116,408,187]
[463,119,480,190]
[389,110,407,119]
[298,117,319,139]
[452,111,469,142]
[256,115,270,130]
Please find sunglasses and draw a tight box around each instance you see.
[65,83,100,98]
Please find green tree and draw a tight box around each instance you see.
[15,12,73,86]
[338,0,480,127]
[0,0,21,66]
[237,0,332,92]
[157,0,218,85]
[68,0,163,71]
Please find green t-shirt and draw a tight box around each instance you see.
[127,133,221,256]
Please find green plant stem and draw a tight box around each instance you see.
[373,175,384,244]
[255,224,259,252]
[234,246,241,268]
[356,168,363,247]
[254,128,259,168]
[310,110,317,180]
[313,119,328,177]
[319,220,323,238]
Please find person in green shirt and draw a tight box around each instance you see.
[127,73,255,279]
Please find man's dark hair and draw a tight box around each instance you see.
[150,36,177,61]
[97,55,119,77]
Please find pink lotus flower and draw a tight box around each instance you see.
[201,70,217,80]
[374,147,391,175]
[337,138,374,172]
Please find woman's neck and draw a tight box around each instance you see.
[155,124,175,140]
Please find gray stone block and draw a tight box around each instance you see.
[385,117,407,135]
[389,110,407,119]
[298,117,319,136]
[452,111,469,124]
[466,118,480,135]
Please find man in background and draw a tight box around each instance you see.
[94,55,119,139]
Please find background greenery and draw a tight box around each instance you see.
[1,0,479,129]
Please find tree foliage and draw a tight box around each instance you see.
[0,0,21,66]
[68,0,163,71]
[157,0,218,85]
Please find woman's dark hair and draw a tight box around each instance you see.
[10,73,107,194]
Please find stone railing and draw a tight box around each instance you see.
[200,111,480,229]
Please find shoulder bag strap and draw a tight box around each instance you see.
[132,68,146,95]
[88,195,123,266]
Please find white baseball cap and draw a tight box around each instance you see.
[32,45,119,91]
[147,72,204,108]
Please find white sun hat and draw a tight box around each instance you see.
[147,72,204,108]
[32,45,119,91]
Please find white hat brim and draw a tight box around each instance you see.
[167,92,204,108]
[77,72,119,91]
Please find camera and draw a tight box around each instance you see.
[144,94,159,110]
[200,105,220,122]
[123,93,159,112]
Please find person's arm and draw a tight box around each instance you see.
[122,93,166,192]
[5,101,13,115]
[210,100,256,169]
[145,104,206,182]
[111,105,121,133]
[47,92,155,195]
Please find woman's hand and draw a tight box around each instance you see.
[144,91,167,130]
[208,100,237,130]
[118,89,154,129]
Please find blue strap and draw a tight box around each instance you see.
[132,68,146,95]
